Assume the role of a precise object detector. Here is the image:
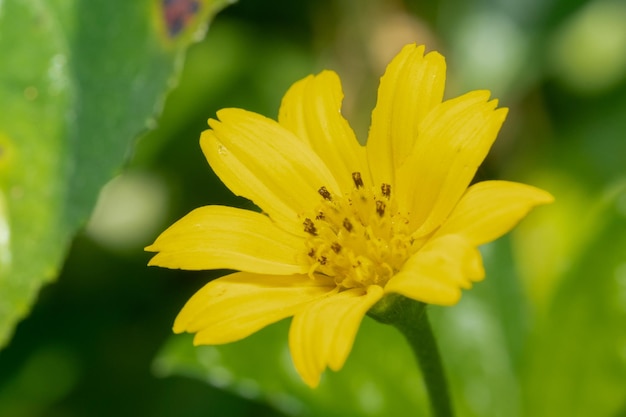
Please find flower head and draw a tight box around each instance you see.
[146,44,553,387]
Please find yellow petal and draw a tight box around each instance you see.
[367,44,446,187]
[288,285,384,388]
[385,235,484,306]
[174,272,336,345]
[435,180,555,245]
[396,91,508,236]
[146,205,307,275]
[202,108,340,224]
[201,131,294,226]
[278,71,369,190]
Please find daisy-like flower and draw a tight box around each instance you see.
[146,44,553,388]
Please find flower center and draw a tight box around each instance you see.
[301,172,416,289]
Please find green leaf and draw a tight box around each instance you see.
[154,316,430,417]
[0,0,231,348]
[521,181,626,417]
[431,238,529,417]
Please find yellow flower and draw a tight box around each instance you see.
[146,44,553,388]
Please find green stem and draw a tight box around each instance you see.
[369,295,454,417]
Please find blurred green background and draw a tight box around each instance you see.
[1,0,625,416]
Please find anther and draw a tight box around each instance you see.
[303,218,318,236]
[308,248,316,258]
[315,211,325,220]
[343,218,353,232]
[352,172,364,189]
[381,183,391,198]
[318,186,332,201]
[319,256,327,265]
[331,242,342,253]
[376,200,386,217]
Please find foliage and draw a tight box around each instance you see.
[1,0,625,416]
[0,0,230,347]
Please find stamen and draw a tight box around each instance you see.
[376,200,386,217]
[303,218,318,235]
[303,174,414,290]
[381,183,391,199]
[318,186,332,201]
[352,172,364,189]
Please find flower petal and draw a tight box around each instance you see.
[201,130,293,225]
[174,272,336,345]
[146,205,307,275]
[396,91,508,236]
[385,235,484,306]
[202,108,340,224]
[367,44,446,187]
[435,180,555,245]
[278,71,369,190]
[289,285,384,388]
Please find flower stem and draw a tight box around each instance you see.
[369,295,454,417]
